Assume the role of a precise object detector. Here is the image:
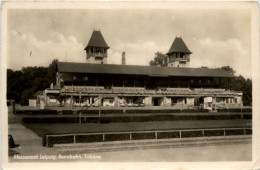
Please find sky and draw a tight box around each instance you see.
[7,9,251,78]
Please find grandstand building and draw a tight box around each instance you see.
[42,30,243,110]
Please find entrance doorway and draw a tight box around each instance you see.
[194,97,204,107]
[152,97,163,106]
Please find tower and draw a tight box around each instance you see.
[84,30,110,64]
[166,37,192,68]
[122,52,126,65]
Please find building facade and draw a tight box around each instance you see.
[42,30,243,110]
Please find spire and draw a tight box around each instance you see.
[84,30,110,50]
[166,37,191,55]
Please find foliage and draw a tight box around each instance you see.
[220,66,236,75]
[220,66,252,106]
[149,52,168,67]
[7,59,58,105]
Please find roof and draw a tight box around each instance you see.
[166,37,192,55]
[57,62,235,78]
[84,30,110,49]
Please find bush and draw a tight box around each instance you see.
[217,108,252,112]
[62,110,73,115]
[181,131,203,138]
[132,132,155,140]
[78,110,99,114]
[101,110,124,114]
[125,109,181,114]
[181,109,209,113]
[16,110,57,115]
[76,134,103,143]
[47,135,74,147]
[104,134,130,141]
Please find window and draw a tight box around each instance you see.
[109,99,114,104]
[95,57,103,61]
[216,98,222,103]
[75,99,83,103]
[127,99,133,104]
[235,98,237,103]
[226,98,229,104]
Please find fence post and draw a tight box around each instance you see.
[224,129,225,136]
[244,129,246,135]
[46,136,48,147]
[103,134,105,141]
[74,135,76,144]
[155,132,157,139]
[202,130,204,137]
[180,131,182,138]
[130,133,132,140]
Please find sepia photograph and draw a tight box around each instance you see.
[1,1,260,170]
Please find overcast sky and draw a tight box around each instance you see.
[7,9,251,78]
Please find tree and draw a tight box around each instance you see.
[220,67,252,106]
[149,52,168,67]
[47,59,58,84]
[220,66,236,75]
[7,59,58,105]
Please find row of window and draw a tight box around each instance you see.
[88,48,106,53]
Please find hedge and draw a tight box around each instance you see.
[43,128,252,147]
[101,110,124,114]
[125,109,208,114]
[181,131,203,138]
[157,132,180,139]
[62,110,73,115]
[217,108,252,112]
[131,132,155,140]
[22,113,249,124]
[16,110,57,115]
[77,110,99,114]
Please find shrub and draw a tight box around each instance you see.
[15,110,57,115]
[181,109,209,113]
[217,108,252,112]
[62,110,73,115]
[101,110,123,114]
[78,110,99,114]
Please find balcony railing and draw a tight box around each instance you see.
[61,86,241,96]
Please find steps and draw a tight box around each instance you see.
[54,135,252,154]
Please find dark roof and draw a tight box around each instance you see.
[84,30,110,49]
[166,37,192,55]
[57,62,234,78]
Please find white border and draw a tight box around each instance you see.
[1,1,259,170]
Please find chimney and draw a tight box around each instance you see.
[122,52,126,65]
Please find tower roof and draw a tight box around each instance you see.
[84,30,110,50]
[166,37,191,55]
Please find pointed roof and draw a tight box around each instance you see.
[166,37,191,55]
[84,30,110,50]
